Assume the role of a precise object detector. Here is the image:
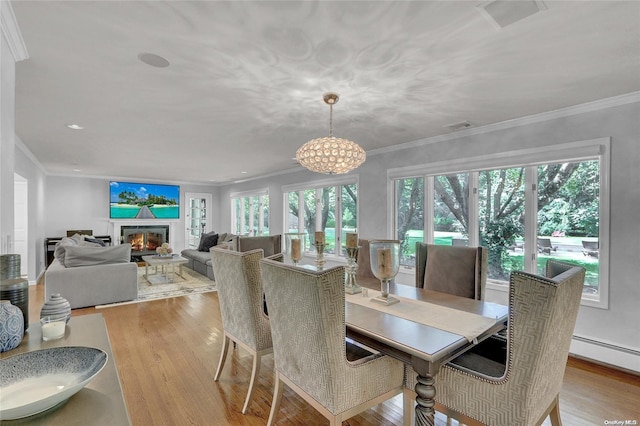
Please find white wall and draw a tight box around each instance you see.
[217,97,640,372]
[1,12,16,253]
[43,176,219,256]
[14,140,46,282]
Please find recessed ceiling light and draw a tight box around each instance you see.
[138,52,170,68]
[65,124,84,130]
[241,171,248,174]
[73,169,81,172]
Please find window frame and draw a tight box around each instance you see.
[230,188,269,237]
[388,138,610,309]
[282,176,359,259]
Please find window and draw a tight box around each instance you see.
[284,178,358,258]
[230,190,269,236]
[391,139,609,308]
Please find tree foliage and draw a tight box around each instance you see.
[396,160,599,276]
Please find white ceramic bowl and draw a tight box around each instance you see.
[0,346,107,420]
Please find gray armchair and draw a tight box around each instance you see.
[428,260,585,426]
[260,259,404,426]
[415,242,487,300]
[237,234,282,257]
[210,248,273,414]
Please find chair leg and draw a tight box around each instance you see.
[241,352,262,414]
[267,373,284,426]
[214,335,230,381]
[549,398,562,426]
[402,388,415,426]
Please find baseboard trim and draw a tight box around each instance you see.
[570,334,640,374]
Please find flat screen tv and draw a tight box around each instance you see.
[109,181,180,219]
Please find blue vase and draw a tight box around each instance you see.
[0,300,24,353]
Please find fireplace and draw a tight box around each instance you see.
[121,225,169,259]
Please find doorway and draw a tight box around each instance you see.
[184,193,213,250]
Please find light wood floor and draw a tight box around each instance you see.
[27,283,640,426]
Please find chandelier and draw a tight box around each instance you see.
[296,93,366,175]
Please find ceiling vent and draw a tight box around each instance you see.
[445,121,474,131]
[478,1,547,30]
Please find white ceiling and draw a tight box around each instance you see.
[11,1,640,184]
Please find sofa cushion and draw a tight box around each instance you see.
[53,237,77,263]
[182,249,213,264]
[63,244,132,268]
[199,233,219,252]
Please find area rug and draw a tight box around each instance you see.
[95,267,216,308]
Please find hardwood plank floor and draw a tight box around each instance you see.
[27,283,640,425]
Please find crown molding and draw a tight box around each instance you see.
[1,1,29,61]
[368,91,640,157]
[15,135,46,174]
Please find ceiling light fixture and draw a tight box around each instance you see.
[137,52,170,68]
[296,92,366,175]
[65,124,84,130]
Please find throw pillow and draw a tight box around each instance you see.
[197,231,217,251]
[84,237,106,247]
[63,244,132,268]
[199,233,219,252]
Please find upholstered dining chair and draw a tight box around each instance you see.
[259,259,405,426]
[210,247,273,415]
[406,260,585,426]
[355,238,377,279]
[415,242,488,300]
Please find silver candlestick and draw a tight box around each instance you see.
[344,246,362,294]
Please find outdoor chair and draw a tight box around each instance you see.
[210,248,273,414]
[427,260,585,426]
[582,240,599,258]
[260,259,404,426]
[537,238,557,255]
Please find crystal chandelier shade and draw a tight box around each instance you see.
[296,93,366,175]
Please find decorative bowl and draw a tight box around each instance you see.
[0,346,108,420]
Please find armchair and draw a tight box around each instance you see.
[260,260,404,426]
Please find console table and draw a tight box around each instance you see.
[0,313,130,425]
[44,235,112,267]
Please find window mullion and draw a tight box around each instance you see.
[468,172,479,246]
[335,186,343,253]
[425,176,434,244]
[524,166,538,273]
[297,191,304,232]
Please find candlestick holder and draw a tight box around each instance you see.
[285,232,306,266]
[344,246,362,294]
[314,243,326,270]
[369,240,400,305]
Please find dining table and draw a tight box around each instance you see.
[345,276,509,426]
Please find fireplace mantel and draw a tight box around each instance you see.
[109,220,177,247]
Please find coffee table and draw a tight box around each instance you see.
[142,255,189,285]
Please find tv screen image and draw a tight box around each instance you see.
[109,181,180,219]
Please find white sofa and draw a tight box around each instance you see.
[44,237,138,308]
